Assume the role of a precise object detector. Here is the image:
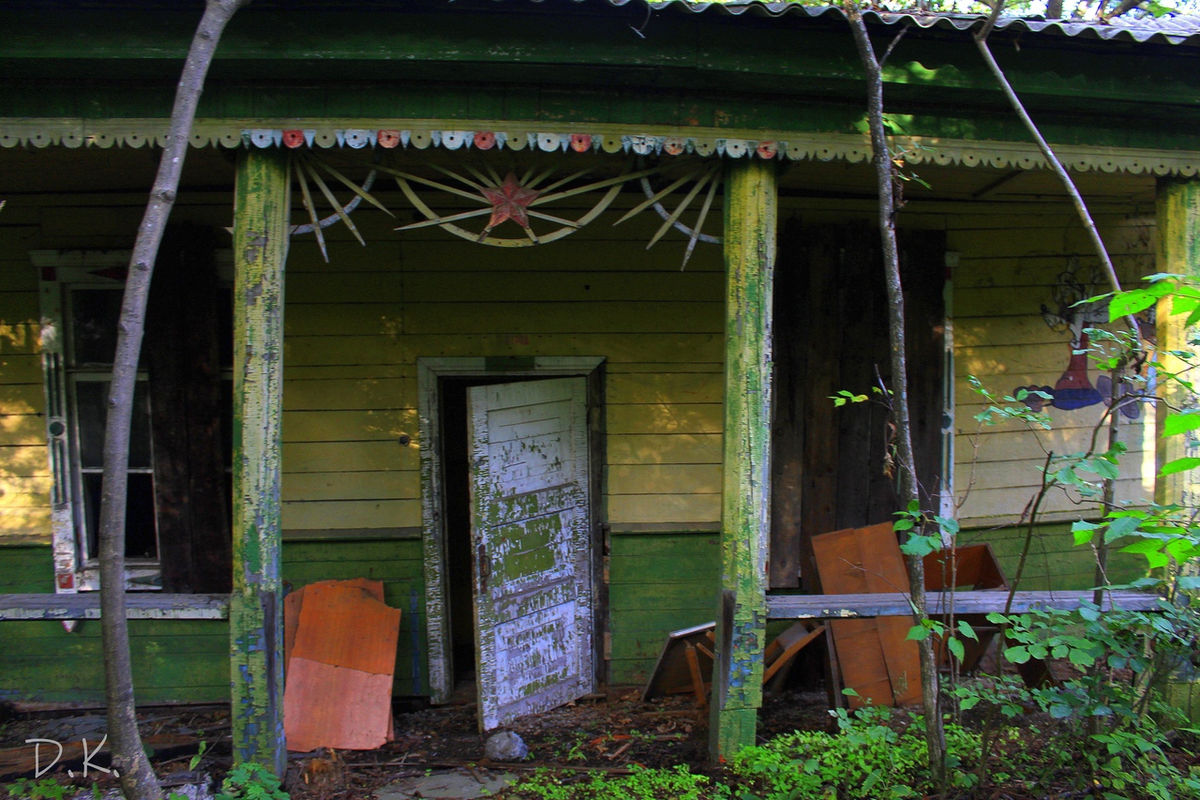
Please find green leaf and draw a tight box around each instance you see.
[1069,648,1096,667]
[947,637,965,661]
[906,624,930,642]
[933,515,960,536]
[1091,458,1120,480]
[1108,289,1156,320]
[1004,645,1031,664]
[1160,457,1200,477]
[1163,412,1200,437]
[899,534,939,558]
[1103,516,1141,543]
[1177,576,1200,590]
[957,620,979,641]
[1049,704,1073,719]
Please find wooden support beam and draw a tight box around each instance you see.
[766,589,1160,620]
[710,158,776,762]
[0,593,229,621]
[1156,178,1200,511]
[229,148,290,775]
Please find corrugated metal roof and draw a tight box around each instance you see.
[599,0,1200,45]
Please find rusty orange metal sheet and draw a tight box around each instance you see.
[283,586,306,677]
[290,580,400,676]
[284,657,394,752]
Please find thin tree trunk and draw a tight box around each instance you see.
[844,5,947,774]
[98,3,248,798]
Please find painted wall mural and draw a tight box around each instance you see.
[1016,258,1153,419]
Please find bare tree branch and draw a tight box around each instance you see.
[98,2,249,798]
[844,2,947,777]
[973,11,1137,341]
[1104,0,1147,19]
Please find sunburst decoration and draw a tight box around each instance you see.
[284,151,725,268]
[289,150,391,261]
[617,158,724,270]
[383,160,667,247]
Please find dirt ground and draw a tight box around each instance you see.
[0,685,836,799]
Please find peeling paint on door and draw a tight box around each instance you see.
[468,377,593,731]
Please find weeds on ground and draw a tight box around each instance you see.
[505,763,722,800]
[215,762,289,800]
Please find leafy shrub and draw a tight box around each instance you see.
[216,762,288,800]
[728,706,980,800]
[507,764,725,800]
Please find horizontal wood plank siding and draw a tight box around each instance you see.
[608,533,719,686]
[0,198,49,546]
[0,167,1162,708]
[948,207,1156,527]
[0,540,426,704]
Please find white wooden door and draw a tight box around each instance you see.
[467,377,593,731]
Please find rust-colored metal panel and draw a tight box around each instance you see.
[283,585,305,677]
[290,580,399,675]
[283,657,394,752]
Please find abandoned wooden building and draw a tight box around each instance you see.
[1,0,1198,768]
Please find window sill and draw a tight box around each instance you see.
[0,593,229,621]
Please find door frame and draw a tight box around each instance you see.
[417,356,606,704]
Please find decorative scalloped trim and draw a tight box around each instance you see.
[2,119,1198,177]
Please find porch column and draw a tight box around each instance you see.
[229,148,290,773]
[1155,179,1200,511]
[710,158,776,761]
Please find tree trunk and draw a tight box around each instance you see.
[844,6,947,774]
[97,3,248,799]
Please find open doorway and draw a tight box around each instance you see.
[439,376,511,696]
[418,357,606,729]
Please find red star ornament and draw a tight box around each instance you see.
[481,172,541,230]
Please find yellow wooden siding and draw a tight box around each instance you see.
[279,203,727,533]
[0,199,49,545]
[948,207,1157,526]
[0,185,1163,541]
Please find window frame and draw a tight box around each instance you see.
[33,250,232,595]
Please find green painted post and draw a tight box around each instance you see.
[710,157,776,762]
[1155,179,1200,510]
[229,147,290,774]
[1156,178,1200,723]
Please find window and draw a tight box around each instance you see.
[35,248,233,593]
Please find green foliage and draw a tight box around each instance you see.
[216,763,288,800]
[728,706,980,800]
[947,274,1200,798]
[506,765,724,800]
[4,779,71,800]
[189,740,209,772]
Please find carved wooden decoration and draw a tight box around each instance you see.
[385,160,659,247]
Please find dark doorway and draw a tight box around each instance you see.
[769,221,947,591]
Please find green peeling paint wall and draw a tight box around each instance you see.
[0,524,1139,706]
[0,540,427,707]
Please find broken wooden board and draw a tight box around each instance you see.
[283,578,400,752]
[812,523,922,708]
[641,622,715,705]
[642,620,824,706]
[922,544,1007,673]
